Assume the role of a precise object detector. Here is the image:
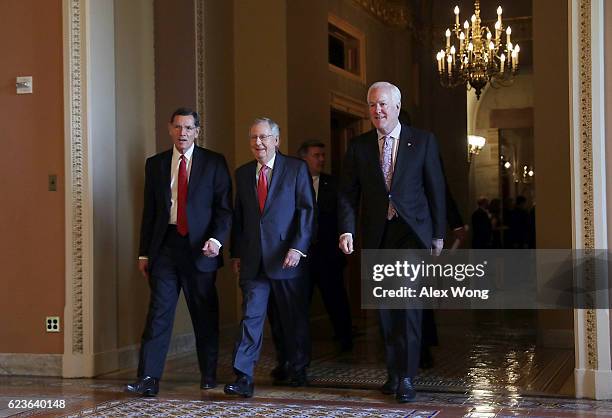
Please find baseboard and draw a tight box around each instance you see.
[575,368,612,399]
[101,332,197,376]
[0,353,62,376]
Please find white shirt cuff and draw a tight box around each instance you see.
[290,248,307,257]
[208,238,222,248]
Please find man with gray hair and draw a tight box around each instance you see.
[339,82,446,402]
[225,117,315,397]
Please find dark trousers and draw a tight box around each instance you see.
[308,255,352,346]
[232,273,310,378]
[378,217,424,378]
[138,226,219,380]
[268,255,352,366]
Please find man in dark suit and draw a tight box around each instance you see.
[298,140,353,350]
[267,140,353,385]
[125,108,232,397]
[224,117,315,398]
[339,82,446,403]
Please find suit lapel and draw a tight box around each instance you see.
[366,130,387,191]
[245,160,258,211]
[161,150,172,212]
[391,124,413,190]
[263,153,286,215]
[188,146,203,201]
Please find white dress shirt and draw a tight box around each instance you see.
[312,175,320,201]
[170,144,194,225]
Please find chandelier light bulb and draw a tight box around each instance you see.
[460,32,465,41]
[468,42,474,51]
[454,6,460,15]
[489,41,495,50]
[471,14,476,23]
[451,45,456,54]
[506,26,512,35]
[495,21,501,30]
[464,20,470,29]
[497,6,503,15]
[515,44,520,53]
[487,31,492,40]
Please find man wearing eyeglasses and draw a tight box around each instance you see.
[224,117,315,398]
[125,107,232,397]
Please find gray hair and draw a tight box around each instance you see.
[251,117,280,137]
[368,81,402,105]
[297,140,325,158]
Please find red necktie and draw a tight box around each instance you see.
[257,165,269,212]
[177,155,189,236]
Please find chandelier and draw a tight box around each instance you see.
[435,0,520,99]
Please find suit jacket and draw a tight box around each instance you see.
[139,146,233,272]
[311,173,346,266]
[339,124,446,249]
[231,153,315,281]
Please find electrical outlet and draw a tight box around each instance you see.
[46,316,60,333]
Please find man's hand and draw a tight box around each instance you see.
[282,249,302,268]
[452,226,468,244]
[339,234,354,255]
[202,239,220,257]
[232,259,241,275]
[138,258,149,279]
[431,239,444,257]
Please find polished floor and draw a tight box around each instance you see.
[3,313,611,417]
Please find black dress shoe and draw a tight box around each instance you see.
[200,376,217,390]
[124,376,159,397]
[396,377,417,403]
[289,369,308,387]
[224,375,254,398]
[270,364,289,385]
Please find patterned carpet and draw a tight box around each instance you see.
[62,398,438,418]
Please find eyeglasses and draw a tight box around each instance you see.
[173,124,197,132]
[249,134,275,141]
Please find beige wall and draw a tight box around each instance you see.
[0,0,64,354]
[115,0,157,348]
[533,0,572,335]
[533,0,571,249]
[287,0,329,157]
[203,0,240,327]
[233,0,289,166]
[154,0,197,152]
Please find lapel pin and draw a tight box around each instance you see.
[407,142,412,147]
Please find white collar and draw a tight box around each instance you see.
[172,143,195,161]
[257,152,277,172]
[377,122,401,141]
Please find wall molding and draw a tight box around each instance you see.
[63,0,88,359]
[0,354,62,377]
[195,0,206,147]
